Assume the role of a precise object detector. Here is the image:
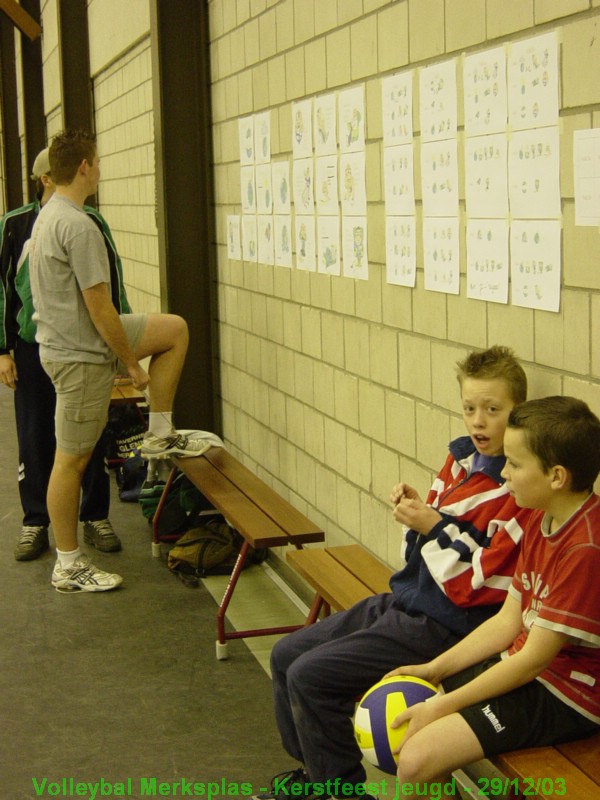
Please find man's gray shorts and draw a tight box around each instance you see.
[42,314,147,455]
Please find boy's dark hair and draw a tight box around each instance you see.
[49,130,97,185]
[456,345,527,405]
[508,396,600,492]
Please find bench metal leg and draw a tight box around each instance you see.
[215,640,229,660]
[215,540,304,660]
[215,540,250,658]
[150,467,309,658]
[305,594,330,625]
[151,463,179,556]
[306,594,324,624]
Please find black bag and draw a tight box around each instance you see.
[167,517,244,587]
[115,451,147,502]
[105,404,146,462]
[139,472,212,539]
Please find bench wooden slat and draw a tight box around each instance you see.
[110,383,146,404]
[327,545,393,595]
[174,456,293,549]
[556,732,600,784]
[493,746,600,799]
[116,383,146,402]
[204,448,323,541]
[110,385,128,403]
[287,549,376,610]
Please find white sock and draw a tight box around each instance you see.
[149,411,174,438]
[56,548,82,569]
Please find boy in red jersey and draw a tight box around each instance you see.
[390,396,600,787]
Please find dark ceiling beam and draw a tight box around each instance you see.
[57,0,92,133]
[56,0,94,205]
[0,12,23,209]
[0,0,41,40]
[19,0,45,201]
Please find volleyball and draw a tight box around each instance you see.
[354,676,438,774]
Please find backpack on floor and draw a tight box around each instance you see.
[167,517,243,587]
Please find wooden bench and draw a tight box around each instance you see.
[152,446,325,660]
[287,544,600,800]
[287,544,392,624]
[110,377,147,406]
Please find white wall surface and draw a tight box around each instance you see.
[40,0,61,120]
[87,0,150,76]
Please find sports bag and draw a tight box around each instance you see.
[115,450,147,502]
[167,517,243,586]
[105,403,146,462]
[139,471,211,539]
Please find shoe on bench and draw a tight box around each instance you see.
[51,555,123,593]
[14,525,49,561]
[83,518,122,552]
[140,430,212,460]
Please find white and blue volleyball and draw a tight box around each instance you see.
[353,676,438,774]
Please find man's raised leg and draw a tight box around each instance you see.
[134,313,188,412]
[136,313,211,460]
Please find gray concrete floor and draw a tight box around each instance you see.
[0,387,289,799]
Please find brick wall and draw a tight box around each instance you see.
[93,39,160,314]
[209,0,600,567]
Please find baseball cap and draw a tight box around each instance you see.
[31,147,50,180]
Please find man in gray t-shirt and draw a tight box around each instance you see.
[30,130,208,593]
[30,193,115,364]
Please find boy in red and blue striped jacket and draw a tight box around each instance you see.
[258,345,533,800]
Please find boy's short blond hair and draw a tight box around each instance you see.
[456,345,527,405]
[508,396,600,492]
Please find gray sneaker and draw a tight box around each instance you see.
[14,525,49,561]
[140,431,212,460]
[51,554,123,593]
[83,519,122,552]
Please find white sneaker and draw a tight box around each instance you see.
[140,431,212,460]
[51,554,123,593]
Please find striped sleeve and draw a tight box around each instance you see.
[421,501,528,607]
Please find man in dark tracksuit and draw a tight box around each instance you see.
[0,148,130,560]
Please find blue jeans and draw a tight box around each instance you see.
[270,593,460,792]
